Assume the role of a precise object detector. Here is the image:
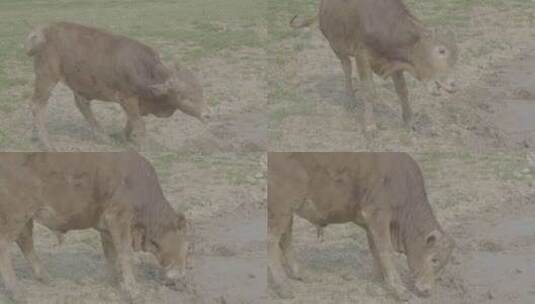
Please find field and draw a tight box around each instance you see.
[267,0,535,152]
[0,0,267,152]
[1,0,535,303]
[2,152,267,304]
[269,152,535,304]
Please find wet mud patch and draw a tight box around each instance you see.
[191,203,267,304]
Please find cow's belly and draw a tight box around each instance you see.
[61,72,116,102]
[296,197,362,226]
[34,205,99,232]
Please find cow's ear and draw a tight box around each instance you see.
[132,224,146,251]
[176,212,187,230]
[425,230,442,248]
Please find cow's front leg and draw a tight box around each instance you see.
[100,231,120,283]
[103,206,140,303]
[333,50,357,111]
[30,59,59,151]
[392,71,412,128]
[280,216,305,281]
[354,51,378,134]
[0,238,25,303]
[74,93,111,144]
[119,97,146,148]
[268,212,294,299]
[366,210,411,301]
[16,220,50,284]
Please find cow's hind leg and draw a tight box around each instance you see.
[0,238,25,303]
[365,209,411,301]
[333,49,357,111]
[119,97,146,149]
[100,231,120,283]
[16,220,50,284]
[268,212,294,299]
[74,93,111,144]
[392,71,413,128]
[30,57,59,151]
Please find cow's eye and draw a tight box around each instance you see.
[431,258,439,265]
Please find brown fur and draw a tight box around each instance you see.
[292,0,458,130]
[0,152,187,303]
[268,152,454,301]
[26,22,208,150]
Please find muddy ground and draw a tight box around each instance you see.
[0,152,267,304]
[269,152,535,304]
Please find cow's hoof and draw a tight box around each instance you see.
[35,271,51,285]
[122,288,143,304]
[271,283,294,299]
[93,131,113,145]
[389,285,412,302]
[38,142,56,152]
[364,123,378,138]
[7,289,27,304]
[344,101,357,112]
[288,268,311,283]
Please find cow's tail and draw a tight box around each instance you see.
[290,14,318,29]
[25,26,46,57]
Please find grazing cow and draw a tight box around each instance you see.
[290,0,458,131]
[268,152,454,301]
[0,152,188,303]
[25,22,210,150]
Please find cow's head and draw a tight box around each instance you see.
[133,212,188,289]
[409,29,459,94]
[149,64,210,122]
[406,229,455,297]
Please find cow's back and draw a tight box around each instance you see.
[274,153,429,225]
[21,153,127,231]
[319,0,422,59]
[38,22,168,101]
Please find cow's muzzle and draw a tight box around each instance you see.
[163,267,187,291]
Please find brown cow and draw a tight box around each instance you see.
[268,152,454,301]
[291,0,458,131]
[0,152,188,303]
[25,22,210,150]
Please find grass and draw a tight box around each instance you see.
[145,152,263,186]
[417,152,535,182]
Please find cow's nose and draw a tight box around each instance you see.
[165,267,184,281]
[164,268,187,291]
[414,282,432,297]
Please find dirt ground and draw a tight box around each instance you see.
[268,153,535,304]
[0,152,267,304]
